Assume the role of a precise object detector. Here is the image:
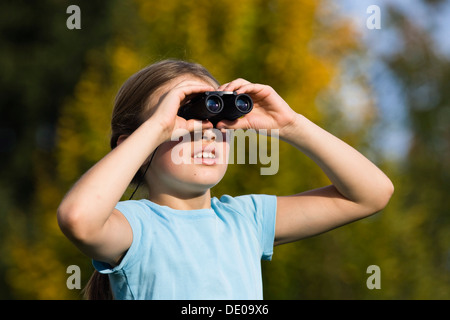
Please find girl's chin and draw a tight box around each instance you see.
[184,169,226,187]
[171,179,220,196]
[152,159,228,191]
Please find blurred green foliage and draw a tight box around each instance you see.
[0,0,448,299]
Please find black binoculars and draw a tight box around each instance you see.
[177,91,253,125]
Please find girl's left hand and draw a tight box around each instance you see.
[215,78,299,133]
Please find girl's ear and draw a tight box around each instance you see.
[116,135,129,146]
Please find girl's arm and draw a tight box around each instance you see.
[57,80,215,265]
[274,113,394,244]
[57,118,164,265]
[217,79,394,246]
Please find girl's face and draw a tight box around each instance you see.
[145,75,230,197]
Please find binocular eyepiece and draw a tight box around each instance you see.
[177,91,253,125]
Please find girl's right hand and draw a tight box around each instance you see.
[147,79,216,143]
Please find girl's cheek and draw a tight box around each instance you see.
[152,141,178,166]
[156,139,192,166]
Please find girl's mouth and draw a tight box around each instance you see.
[193,151,216,159]
[192,146,218,165]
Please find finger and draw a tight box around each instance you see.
[217,82,229,91]
[177,83,216,96]
[153,83,215,123]
[173,84,216,106]
[234,83,268,96]
[221,78,251,92]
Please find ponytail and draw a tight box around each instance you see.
[83,270,114,300]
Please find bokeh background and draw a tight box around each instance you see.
[0,0,448,299]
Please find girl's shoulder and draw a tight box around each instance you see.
[213,194,277,219]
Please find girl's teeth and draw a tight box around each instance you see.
[194,152,215,159]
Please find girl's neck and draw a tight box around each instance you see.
[147,188,212,211]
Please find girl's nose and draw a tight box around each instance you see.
[202,129,217,141]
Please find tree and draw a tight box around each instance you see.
[0,0,116,299]
[374,3,450,298]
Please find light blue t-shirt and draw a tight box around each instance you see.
[93,194,277,300]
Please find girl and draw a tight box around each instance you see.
[57,59,393,299]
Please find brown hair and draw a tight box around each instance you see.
[84,59,219,300]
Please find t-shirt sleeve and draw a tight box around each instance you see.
[249,194,277,260]
[92,200,150,274]
[219,194,277,261]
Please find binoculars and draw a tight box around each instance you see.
[177,91,253,125]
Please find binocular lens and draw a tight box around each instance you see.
[178,91,253,124]
[205,96,223,113]
[235,95,252,113]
